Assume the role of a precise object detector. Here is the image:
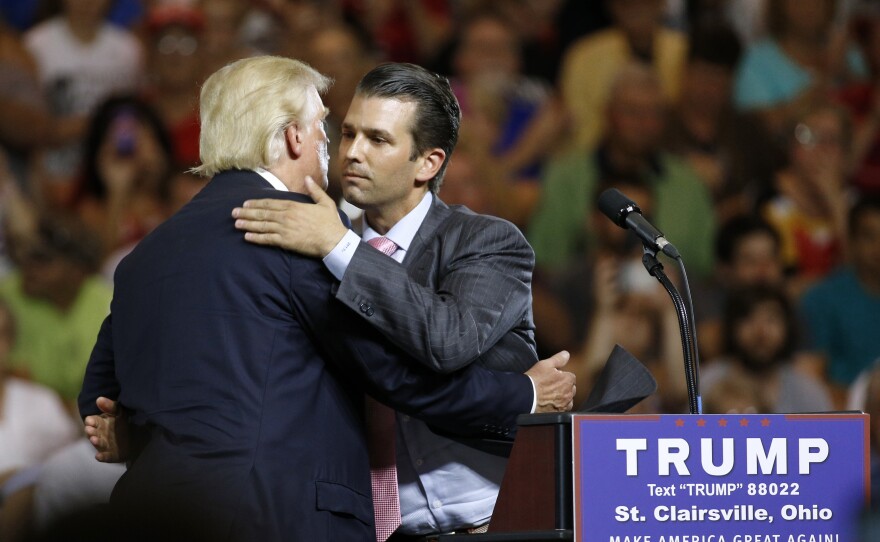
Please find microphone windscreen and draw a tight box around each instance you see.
[597,188,639,228]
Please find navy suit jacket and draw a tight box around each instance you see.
[78,170,532,541]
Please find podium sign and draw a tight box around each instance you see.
[573,414,869,542]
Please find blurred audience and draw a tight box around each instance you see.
[664,21,779,221]
[0,299,78,478]
[467,0,573,84]
[0,152,38,278]
[73,95,174,263]
[529,62,715,278]
[702,284,833,413]
[0,217,110,410]
[24,0,143,205]
[733,0,867,138]
[303,22,376,204]
[0,15,82,194]
[558,0,687,151]
[694,214,786,362]
[141,3,204,169]
[0,437,125,542]
[762,100,853,295]
[838,10,880,197]
[197,0,254,79]
[800,196,880,403]
[266,0,342,61]
[449,8,566,227]
[436,141,497,217]
[534,176,687,412]
[701,369,771,414]
[343,0,453,65]
[0,0,143,33]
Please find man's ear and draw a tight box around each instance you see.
[414,148,446,182]
[285,124,303,159]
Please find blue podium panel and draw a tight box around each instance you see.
[573,414,869,542]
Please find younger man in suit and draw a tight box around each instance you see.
[232,62,558,538]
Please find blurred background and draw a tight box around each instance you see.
[2,0,880,538]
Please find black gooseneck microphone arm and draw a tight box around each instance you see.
[598,188,702,414]
[640,248,701,415]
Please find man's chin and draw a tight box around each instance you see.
[341,186,365,207]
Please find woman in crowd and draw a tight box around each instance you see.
[73,95,174,265]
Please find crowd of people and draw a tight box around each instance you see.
[1,0,880,539]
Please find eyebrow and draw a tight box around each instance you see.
[341,123,394,141]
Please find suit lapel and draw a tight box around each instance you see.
[404,196,451,269]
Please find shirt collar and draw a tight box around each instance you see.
[362,192,433,254]
[255,168,289,191]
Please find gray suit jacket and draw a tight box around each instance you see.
[334,196,538,374]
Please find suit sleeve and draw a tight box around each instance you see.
[292,263,533,439]
[334,217,535,373]
[78,314,121,419]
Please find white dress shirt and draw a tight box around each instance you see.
[254,168,289,192]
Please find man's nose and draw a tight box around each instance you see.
[343,135,364,161]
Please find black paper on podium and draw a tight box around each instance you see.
[578,344,657,413]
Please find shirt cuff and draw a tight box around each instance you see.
[323,229,361,280]
[527,375,537,414]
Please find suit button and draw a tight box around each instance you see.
[366,307,374,316]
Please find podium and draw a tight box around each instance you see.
[436,413,574,541]
[438,412,869,542]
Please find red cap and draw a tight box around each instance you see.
[146,4,205,34]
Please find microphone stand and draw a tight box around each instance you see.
[640,246,702,415]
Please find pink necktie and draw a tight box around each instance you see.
[367,236,399,257]
[365,398,400,541]
[365,236,401,541]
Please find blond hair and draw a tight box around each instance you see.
[192,56,331,177]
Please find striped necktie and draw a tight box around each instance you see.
[365,235,401,540]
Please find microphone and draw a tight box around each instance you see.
[597,188,680,259]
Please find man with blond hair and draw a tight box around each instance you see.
[78,56,574,541]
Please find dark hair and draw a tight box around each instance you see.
[35,0,115,26]
[79,95,175,202]
[722,285,797,365]
[848,195,880,237]
[457,7,521,52]
[28,216,104,272]
[715,214,781,265]
[355,63,461,193]
[688,22,742,70]
[766,0,836,39]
